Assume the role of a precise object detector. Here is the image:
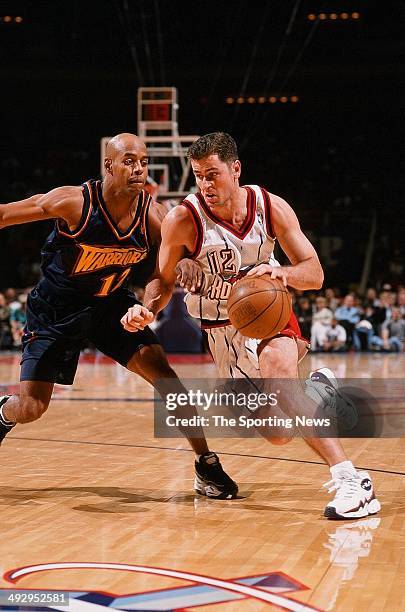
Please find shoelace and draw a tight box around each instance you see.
[323,475,360,499]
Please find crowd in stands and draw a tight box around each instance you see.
[293,286,405,353]
[1,284,404,354]
[0,288,28,350]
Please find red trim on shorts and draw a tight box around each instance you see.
[260,187,275,239]
[273,311,309,344]
[181,200,204,259]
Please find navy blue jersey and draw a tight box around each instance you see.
[40,179,153,299]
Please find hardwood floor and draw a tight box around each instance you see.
[0,351,403,611]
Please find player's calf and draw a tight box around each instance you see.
[17,396,49,423]
[1,394,49,426]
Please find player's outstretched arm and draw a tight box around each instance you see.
[247,194,324,290]
[144,205,194,314]
[0,186,83,229]
[121,204,194,333]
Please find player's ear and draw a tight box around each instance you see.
[104,157,113,175]
[233,160,241,179]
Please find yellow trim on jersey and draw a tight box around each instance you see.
[57,181,93,239]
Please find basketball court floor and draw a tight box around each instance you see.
[0,351,403,611]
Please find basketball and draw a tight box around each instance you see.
[227,275,292,339]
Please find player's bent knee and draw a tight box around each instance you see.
[19,397,49,423]
[258,346,297,378]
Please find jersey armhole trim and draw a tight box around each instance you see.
[57,181,93,239]
[142,193,153,250]
[260,187,275,239]
[181,200,204,259]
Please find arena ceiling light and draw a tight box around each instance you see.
[225,96,299,105]
[307,12,360,21]
[0,15,23,24]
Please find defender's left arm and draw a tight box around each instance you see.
[248,194,324,290]
[120,202,194,332]
[120,202,165,332]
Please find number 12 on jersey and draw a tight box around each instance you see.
[207,249,237,274]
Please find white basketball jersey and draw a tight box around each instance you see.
[183,185,276,325]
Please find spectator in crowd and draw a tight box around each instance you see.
[397,289,405,316]
[352,318,376,351]
[325,287,340,311]
[5,287,21,313]
[10,294,27,348]
[310,296,334,351]
[363,287,379,308]
[294,296,312,341]
[0,293,12,349]
[381,307,405,352]
[334,294,360,347]
[323,318,347,352]
[378,291,394,324]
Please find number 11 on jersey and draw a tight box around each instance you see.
[95,268,132,297]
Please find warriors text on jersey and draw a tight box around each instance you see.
[182,186,276,326]
[40,179,152,298]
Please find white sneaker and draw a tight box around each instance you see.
[357,470,381,515]
[305,367,358,431]
[323,469,380,519]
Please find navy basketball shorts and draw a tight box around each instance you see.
[20,285,159,385]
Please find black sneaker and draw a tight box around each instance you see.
[194,452,238,499]
[0,395,14,444]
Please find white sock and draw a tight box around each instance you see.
[330,460,357,478]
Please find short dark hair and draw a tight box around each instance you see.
[188,132,238,163]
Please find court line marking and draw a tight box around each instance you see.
[5,562,321,611]
[8,436,405,476]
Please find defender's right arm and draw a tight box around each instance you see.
[0,186,84,230]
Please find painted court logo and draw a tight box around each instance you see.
[2,562,320,611]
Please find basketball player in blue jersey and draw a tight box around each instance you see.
[122,132,381,519]
[0,132,238,500]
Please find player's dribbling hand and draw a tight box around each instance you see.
[176,258,205,293]
[246,264,288,287]
[120,305,155,332]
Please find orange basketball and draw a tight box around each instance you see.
[227,275,292,339]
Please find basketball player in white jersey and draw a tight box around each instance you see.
[121,132,380,520]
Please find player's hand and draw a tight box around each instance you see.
[176,258,205,293]
[246,264,288,287]
[120,305,155,332]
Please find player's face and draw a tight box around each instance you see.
[110,145,149,195]
[191,155,240,207]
